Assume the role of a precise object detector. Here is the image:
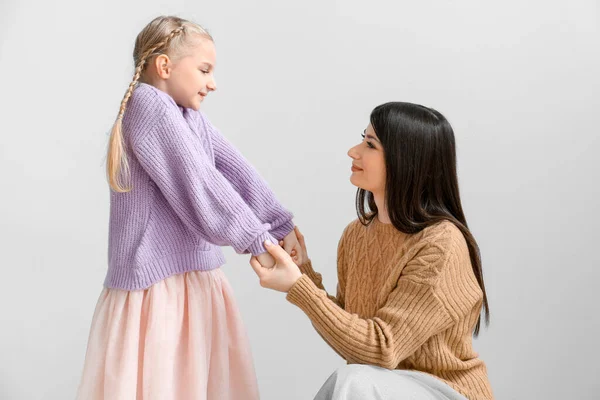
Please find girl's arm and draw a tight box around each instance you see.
[130,108,278,256]
[198,113,295,241]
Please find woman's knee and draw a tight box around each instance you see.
[317,364,383,399]
[316,364,440,400]
[333,364,378,384]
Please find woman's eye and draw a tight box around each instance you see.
[361,134,375,148]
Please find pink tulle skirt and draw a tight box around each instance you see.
[76,268,259,400]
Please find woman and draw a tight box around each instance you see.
[251,102,494,399]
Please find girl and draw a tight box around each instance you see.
[76,15,301,400]
[251,102,494,399]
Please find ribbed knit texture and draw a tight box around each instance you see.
[286,218,493,400]
[105,83,294,290]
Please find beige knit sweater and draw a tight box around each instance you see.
[286,218,493,400]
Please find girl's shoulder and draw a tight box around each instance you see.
[124,84,196,144]
[123,84,176,136]
[128,83,177,115]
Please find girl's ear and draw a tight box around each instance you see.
[153,54,172,79]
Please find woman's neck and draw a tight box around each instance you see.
[373,192,391,224]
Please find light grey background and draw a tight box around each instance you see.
[1,0,598,399]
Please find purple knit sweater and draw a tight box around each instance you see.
[105,83,294,290]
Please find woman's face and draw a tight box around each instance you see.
[347,123,386,195]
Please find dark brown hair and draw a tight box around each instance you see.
[356,102,489,335]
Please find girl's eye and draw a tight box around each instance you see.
[200,69,210,74]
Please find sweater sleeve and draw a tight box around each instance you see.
[199,113,295,240]
[299,235,349,359]
[130,109,278,256]
[285,238,457,369]
[298,233,348,308]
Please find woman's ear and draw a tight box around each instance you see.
[153,54,172,79]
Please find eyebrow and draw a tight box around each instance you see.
[363,129,381,143]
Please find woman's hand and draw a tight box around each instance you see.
[281,230,302,264]
[280,226,308,266]
[250,240,303,292]
[294,226,308,262]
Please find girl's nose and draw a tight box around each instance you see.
[208,77,217,91]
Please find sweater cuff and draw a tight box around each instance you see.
[247,231,278,256]
[286,274,321,309]
[298,260,321,284]
[270,219,295,241]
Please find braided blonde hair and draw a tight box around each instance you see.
[107,16,212,192]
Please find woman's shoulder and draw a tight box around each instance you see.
[419,219,464,243]
[341,217,463,241]
[408,220,469,262]
[398,220,472,286]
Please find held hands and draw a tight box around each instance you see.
[293,226,308,262]
[250,241,302,293]
[281,228,306,266]
[255,251,276,269]
[250,226,309,293]
[255,228,301,270]
[279,226,308,266]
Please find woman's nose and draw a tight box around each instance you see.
[348,144,360,159]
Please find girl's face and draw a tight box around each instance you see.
[347,124,386,195]
[165,38,217,110]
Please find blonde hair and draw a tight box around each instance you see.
[107,16,212,192]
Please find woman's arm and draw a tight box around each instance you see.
[285,237,459,369]
[299,260,344,308]
[297,232,348,308]
[299,252,348,359]
[198,113,295,240]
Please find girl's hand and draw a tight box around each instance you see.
[250,240,302,293]
[256,251,275,269]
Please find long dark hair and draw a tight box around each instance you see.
[356,102,489,335]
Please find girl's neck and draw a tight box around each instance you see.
[139,76,167,93]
